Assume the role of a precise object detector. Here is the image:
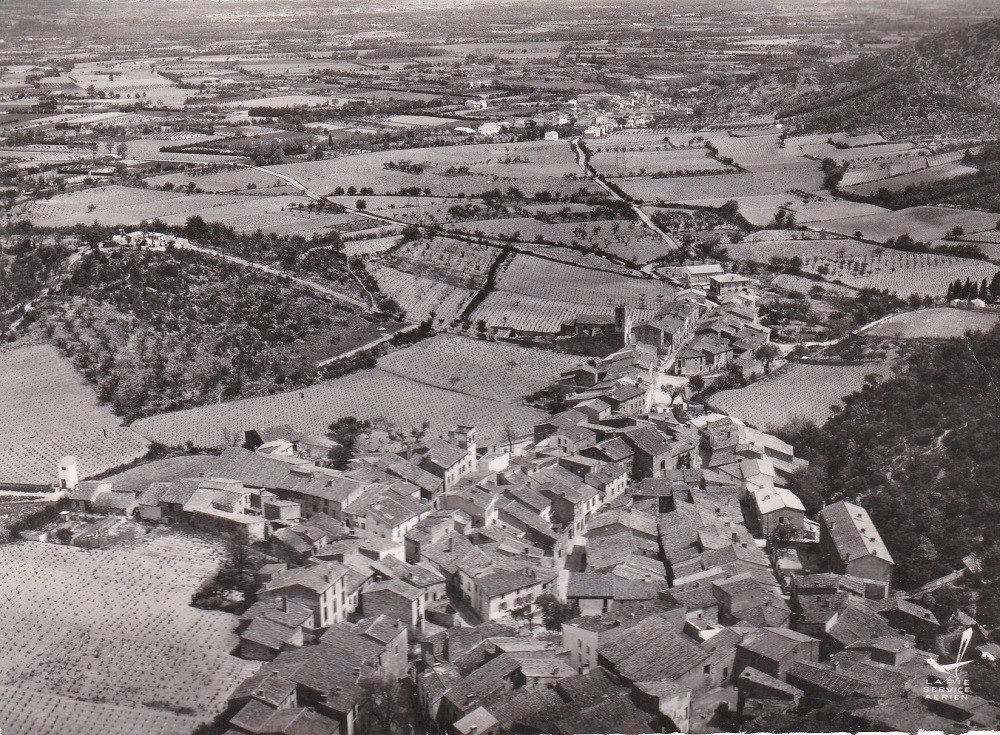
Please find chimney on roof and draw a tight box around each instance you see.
[581,662,590,675]
[446,537,453,553]
[466,693,475,703]
[470,726,478,735]
[353,666,361,677]
[731,531,738,543]
[282,597,290,613]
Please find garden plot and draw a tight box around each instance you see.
[130,367,548,449]
[269,139,593,198]
[707,361,895,430]
[368,261,476,324]
[494,253,675,310]
[619,164,824,204]
[844,162,979,196]
[377,334,583,402]
[470,290,655,335]
[0,535,259,735]
[820,206,999,243]
[864,307,1000,338]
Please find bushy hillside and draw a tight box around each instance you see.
[775,19,1000,137]
[781,325,1000,592]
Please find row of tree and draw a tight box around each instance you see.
[946,272,1000,302]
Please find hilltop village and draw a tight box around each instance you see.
[32,268,995,735]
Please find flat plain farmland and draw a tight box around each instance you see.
[728,236,880,263]
[706,361,895,430]
[368,262,476,324]
[0,535,259,735]
[144,166,293,193]
[618,165,824,204]
[820,205,998,243]
[494,254,675,310]
[590,147,731,177]
[130,368,548,448]
[377,334,583,402]
[269,140,593,198]
[471,290,655,334]
[23,187,246,228]
[863,307,1000,338]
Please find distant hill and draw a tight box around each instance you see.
[777,18,1000,138]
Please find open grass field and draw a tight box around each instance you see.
[130,366,549,449]
[863,307,1000,338]
[377,334,583,402]
[820,205,999,243]
[706,360,896,431]
[494,253,675,310]
[590,146,731,178]
[0,533,259,735]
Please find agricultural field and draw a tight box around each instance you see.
[706,360,895,430]
[470,291,655,335]
[734,235,998,297]
[493,253,676,310]
[863,307,1000,338]
[589,146,732,178]
[0,427,150,487]
[0,345,123,450]
[129,367,549,450]
[0,534,259,735]
[377,334,583,402]
[144,165,295,193]
[452,216,669,264]
[820,205,998,243]
[269,139,594,198]
[383,237,497,289]
[844,162,980,196]
[618,165,824,204]
[367,261,476,325]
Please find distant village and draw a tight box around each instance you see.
[29,267,999,735]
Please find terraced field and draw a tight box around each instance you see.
[377,334,583,402]
[470,291,655,334]
[706,361,896,430]
[0,534,259,735]
[130,367,548,449]
[367,262,476,324]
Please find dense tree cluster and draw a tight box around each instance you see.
[946,272,1000,302]
[780,324,1000,590]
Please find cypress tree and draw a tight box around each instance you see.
[952,278,964,301]
[969,281,979,301]
[982,278,991,303]
[990,271,1000,302]
[963,278,974,300]
[946,281,955,301]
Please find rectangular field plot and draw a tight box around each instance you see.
[0,535,260,735]
[706,361,895,430]
[494,254,675,310]
[130,367,549,449]
[590,146,731,178]
[269,139,594,198]
[0,427,150,487]
[470,290,655,335]
[618,165,824,204]
[820,205,999,243]
[377,334,583,402]
[844,162,979,196]
[368,262,476,324]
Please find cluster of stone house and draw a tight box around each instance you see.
[48,348,994,734]
[556,268,768,379]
